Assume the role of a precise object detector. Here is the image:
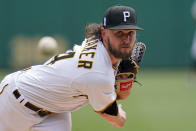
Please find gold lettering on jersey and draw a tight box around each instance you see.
[78,39,98,69]
[0,84,8,95]
[82,45,97,52]
[78,60,93,69]
[86,39,98,46]
[79,52,95,59]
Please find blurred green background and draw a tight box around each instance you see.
[0,0,195,68]
[0,0,196,131]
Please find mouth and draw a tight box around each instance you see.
[120,46,131,49]
[120,43,131,48]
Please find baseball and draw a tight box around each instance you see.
[38,36,58,55]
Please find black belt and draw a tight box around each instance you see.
[13,89,53,117]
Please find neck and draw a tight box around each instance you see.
[108,52,121,65]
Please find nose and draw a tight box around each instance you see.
[121,35,131,43]
[123,33,136,44]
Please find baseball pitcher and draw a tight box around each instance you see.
[0,5,146,131]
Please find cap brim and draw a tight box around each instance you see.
[107,25,144,30]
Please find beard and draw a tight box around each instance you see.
[107,39,133,59]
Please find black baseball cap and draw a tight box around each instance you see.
[103,5,143,30]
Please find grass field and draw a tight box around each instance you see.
[71,69,196,131]
[0,68,196,131]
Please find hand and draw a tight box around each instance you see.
[116,74,132,100]
[117,88,131,100]
[99,104,126,128]
[115,42,146,95]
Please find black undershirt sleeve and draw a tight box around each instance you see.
[102,101,118,116]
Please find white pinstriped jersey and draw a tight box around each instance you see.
[14,38,117,113]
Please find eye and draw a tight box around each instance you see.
[115,31,124,37]
[128,31,134,37]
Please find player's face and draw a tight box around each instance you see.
[105,29,136,59]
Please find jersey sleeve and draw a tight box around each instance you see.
[78,72,117,112]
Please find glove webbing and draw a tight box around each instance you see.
[131,42,146,66]
[131,42,146,85]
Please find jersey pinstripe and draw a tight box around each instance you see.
[15,39,117,113]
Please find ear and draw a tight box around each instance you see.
[100,27,106,40]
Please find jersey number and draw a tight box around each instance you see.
[48,52,75,65]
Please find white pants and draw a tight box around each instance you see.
[0,73,72,131]
[31,113,72,131]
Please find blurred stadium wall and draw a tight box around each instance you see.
[0,0,194,69]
